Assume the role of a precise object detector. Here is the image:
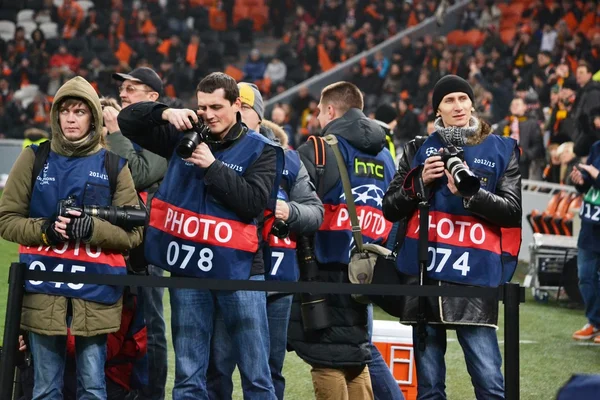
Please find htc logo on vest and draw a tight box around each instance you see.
[354,157,384,179]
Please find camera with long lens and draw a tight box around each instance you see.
[296,236,331,331]
[432,145,480,197]
[270,219,290,239]
[57,196,147,231]
[175,118,211,159]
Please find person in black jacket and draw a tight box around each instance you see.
[383,75,522,400]
[287,82,398,400]
[117,72,281,399]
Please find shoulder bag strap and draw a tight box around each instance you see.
[323,134,364,252]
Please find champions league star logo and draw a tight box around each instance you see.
[425,147,438,157]
[340,184,384,207]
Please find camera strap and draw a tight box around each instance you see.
[323,134,364,252]
[307,135,328,199]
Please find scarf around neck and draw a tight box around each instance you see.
[434,116,480,146]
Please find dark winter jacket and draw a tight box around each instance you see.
[287,108,389,367]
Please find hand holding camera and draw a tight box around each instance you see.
[423,145,480,197]
[422,152,445,186]
[55,209,94,241]
[102,106,120,135]
[162,108,198,131]
[184,142,215,168]
[274,200,290,221]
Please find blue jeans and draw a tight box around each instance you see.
[367,305,405,400]
[172,275,275,400]
[412,324,504,400]
[266,293,293,400]
[140,264,167,400]
[207,293,291,400]
[577,248,600,328]
[29,332,107,400]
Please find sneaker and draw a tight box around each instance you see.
[573,323,600,340]
[594,335,600,344]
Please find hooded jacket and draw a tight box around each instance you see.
[288,108,391,367]
[0,76,143,336]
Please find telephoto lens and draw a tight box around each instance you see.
[83,205,147,230]
[444,155,480,197]
[296,236,331,331]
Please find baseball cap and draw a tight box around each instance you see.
[238,83,264,120]
[113,67,163,95]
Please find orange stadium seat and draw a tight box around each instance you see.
[209,6,228,31]
[500,28,517,44]
[528,192,563,234]
[464,30,485,47]
[224,65,243,82]
[446,30,464,46]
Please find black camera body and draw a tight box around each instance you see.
[431,144,480,197]
[58,196,147,231]
[175,119,211,159]
[296,236,331,331]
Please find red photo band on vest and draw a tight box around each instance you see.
[20,243,126,267]
[319,203,392,240]
[149,198,259,253]
[405,210,505,254]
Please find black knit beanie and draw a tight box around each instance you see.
[432,75,474,113]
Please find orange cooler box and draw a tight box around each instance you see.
[372,320,418,400]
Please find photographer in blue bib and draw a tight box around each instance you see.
[569,141,600,343]
[207,83,324,400]
[287,82,398,400]
[117,72,284,399]
[383,75,522,400]
[0,76,144,399]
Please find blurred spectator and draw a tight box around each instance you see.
[264,58,287,86]
[393,98,420,148]
[271,105,294,148]
[478,1,501,30]
[460,2,480,31]
[494,97,545,179]
[573,61,600,156]
[373,51,390,79]
[49,45,80,74]
[243,49,267,82]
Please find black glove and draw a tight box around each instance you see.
[66,213,94,241]
[41,219,65,246]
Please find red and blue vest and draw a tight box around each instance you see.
[145,130,284,279]
[315,137,395,265]
[20,147,128,304]
[263,150,301,281]
[397,132,522,287]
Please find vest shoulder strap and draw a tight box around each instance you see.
[104,150,120,198]
[307,135,327,198]
[31,140,51,190]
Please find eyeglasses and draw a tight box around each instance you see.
[118,85,153,94]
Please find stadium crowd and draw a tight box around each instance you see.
[0,0,449,141]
